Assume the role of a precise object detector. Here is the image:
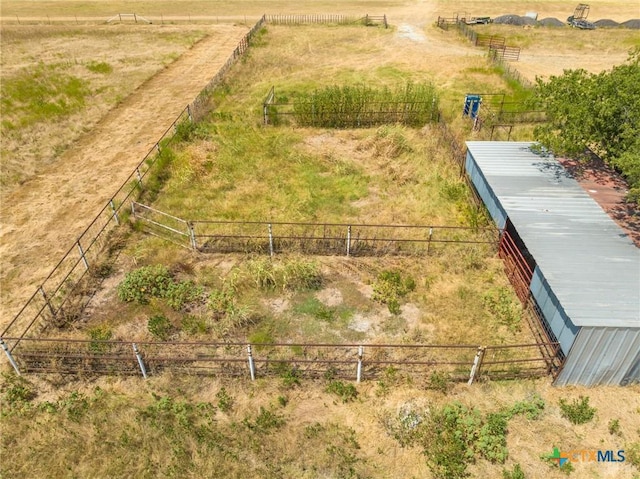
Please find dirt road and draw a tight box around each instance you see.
[0,24,249,325]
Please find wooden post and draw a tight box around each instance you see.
[136,166,143,185]
[356,345,364,383]
[1,339,21,376]
[247,345,256,380]
[132,343,148,379]
[187,104,193,123]
[346,225,352,257]
[468,346,485,385]
[427,227,433,254]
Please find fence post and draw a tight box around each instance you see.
[268,223,274,257]
[77,240,89,271]
[187,222,197,250]
[427,227,433,254]
[187,104,193,123]
[132,343,148,379]
[1,339,21,376]
[346,225,352,257]
[109,199,120,225]
[39,286,56,318]
[247,344,256,380]
[356,345,364,383]
[468,346,485,385]
[136,167,143,185]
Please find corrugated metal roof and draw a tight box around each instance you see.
[466,141,640,328]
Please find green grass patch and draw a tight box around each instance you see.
[1,62,90,128]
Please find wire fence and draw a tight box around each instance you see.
[130,202,500,257]
[0,14,563,383]
[264,14,388,28]
[0,337,559,383]
[0,17,266,343]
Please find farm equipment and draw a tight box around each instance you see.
[465,16,492,25]
[567,4,596,29]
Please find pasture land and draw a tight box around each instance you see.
[1,2,639,478]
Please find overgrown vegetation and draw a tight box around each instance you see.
[371,269,416,315]
[558,395,597,425]
[380,394,546,479]
[291,82,439,128]
[533,48,640,203]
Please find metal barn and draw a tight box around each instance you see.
[465,141,640,386]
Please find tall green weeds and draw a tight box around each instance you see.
[292,82,439,128]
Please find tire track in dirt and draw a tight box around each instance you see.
[0,24,248,325]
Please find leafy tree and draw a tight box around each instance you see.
[533,48,640,203]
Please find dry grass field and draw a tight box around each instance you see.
[1,1,639,478]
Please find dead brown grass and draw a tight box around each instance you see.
[1,3,639,478]
[0,24,209,189]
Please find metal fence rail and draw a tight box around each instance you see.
[1,337,559,382]
[264,14,387,28]
[130,202,500,256]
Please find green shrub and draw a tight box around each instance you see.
[372,270,415,315]
[208,283,236,318]
[180,315,209,335]
[326,380,358,403]
[215,387,234,413]
[117,265,173,304]
[148,315,173,341]
[608,418,621,436]
[477,413,509,463]
[559,396,596,425]
[507,393,545,420]
[1,373,36,411]
[59,391,90,422]
[483,287,521,331]
[626,442,640,470]
[165,280,204,311]
[279,365,301,389]
[502,463,526,479]
[243,406,286,434]
[417,401,516,478]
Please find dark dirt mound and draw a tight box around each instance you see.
[594,19,620,27]
[620,19,640,29]
[493,14,537,26]
[539,17,565,27]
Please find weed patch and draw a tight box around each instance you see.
[559,396,596,425]
[372,269,416,315]
[325,380,358,403]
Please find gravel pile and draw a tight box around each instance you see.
[620,19,640,29]
[538,17,565,27]
[593,19,620,27]
[493,14,537,26]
